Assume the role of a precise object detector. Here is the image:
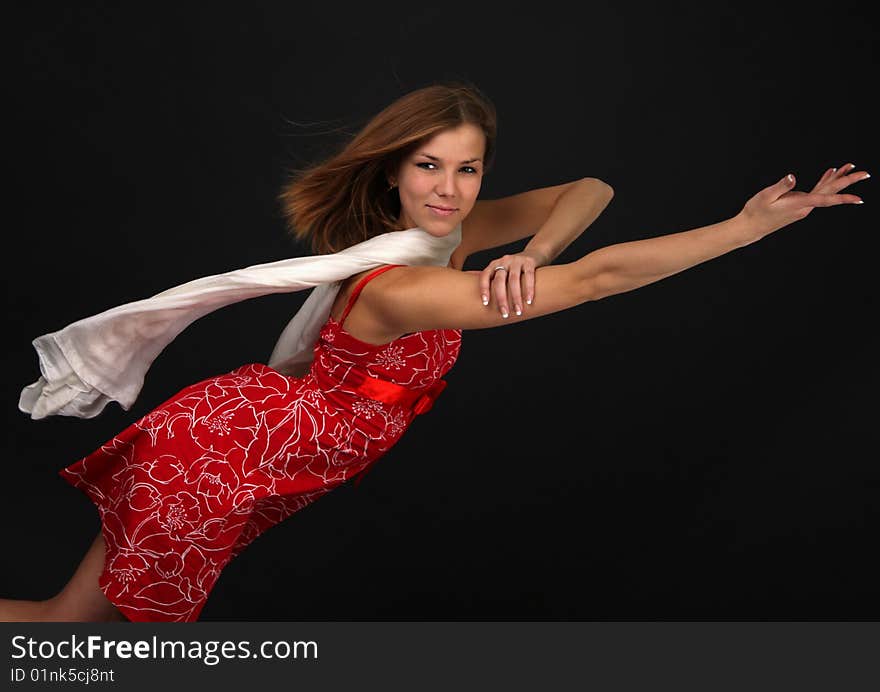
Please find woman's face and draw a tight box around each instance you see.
[392,123,485,237]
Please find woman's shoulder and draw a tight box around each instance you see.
[329,264,469,341]
[347,265,474,338]
[358,264,477,298]
[354,262,468,289]
[329,264,446,318]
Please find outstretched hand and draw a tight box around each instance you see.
[738,162,869,239]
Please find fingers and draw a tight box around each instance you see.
[834,163,857,179]
[822,163,856,186]
[809,163,870,200]
[508,267,527,316]
[479,263,514,317]
[492,268,525,317]
[831,165,870,192]
[523,266,535,307]
[781,162,870,200]
[801,191,863,208]
[818,163,854,185]
[814,167,837,190]
[768,173,796,201]
[480,258,537,318]
[479,268,492,306]
[489,270,507,317]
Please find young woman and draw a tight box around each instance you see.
[0,82,867,622]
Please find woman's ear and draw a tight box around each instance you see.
[384,158,403,189]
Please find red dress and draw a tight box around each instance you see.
[58,264,461,622]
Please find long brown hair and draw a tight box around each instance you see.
[277,81,497,254]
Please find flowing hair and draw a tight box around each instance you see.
[277,80,497,255]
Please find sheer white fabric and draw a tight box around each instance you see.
[19,223,461,420]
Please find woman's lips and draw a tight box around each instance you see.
[427,205,457,217]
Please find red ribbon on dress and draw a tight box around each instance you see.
[345,373,449,487]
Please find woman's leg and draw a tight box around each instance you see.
[0,531,128,622]
[45,530,129,622]
[0,597,49,622]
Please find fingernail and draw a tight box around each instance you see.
[482,296,488,305]
[527,297,532,305]
[833,168,837,172]
[501,310,508,318]
[864,173,871,178]
[787,174,794,183]
[515,306,521,316]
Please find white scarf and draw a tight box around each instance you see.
[19,223,461,420]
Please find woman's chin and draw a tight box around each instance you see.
[423,226,458,238]
[420,217,459,234]
[398,212,459,235]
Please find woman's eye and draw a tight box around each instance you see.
[416,162,478,174]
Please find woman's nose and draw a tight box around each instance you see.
[435,173,457,195]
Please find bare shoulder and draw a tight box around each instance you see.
[361,262,600,335]
[328,268,385,322]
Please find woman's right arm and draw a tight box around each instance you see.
[369,217,750,334]
[371,167,866,334]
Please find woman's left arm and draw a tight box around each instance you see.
[480,178,614,318]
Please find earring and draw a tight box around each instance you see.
[387,181,396,191]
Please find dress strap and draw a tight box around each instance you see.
[339,264,404,326]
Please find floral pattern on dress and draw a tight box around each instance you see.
[59,293,461,622]
[374,343,407,370]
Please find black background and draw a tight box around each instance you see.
[5,3,877,620]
